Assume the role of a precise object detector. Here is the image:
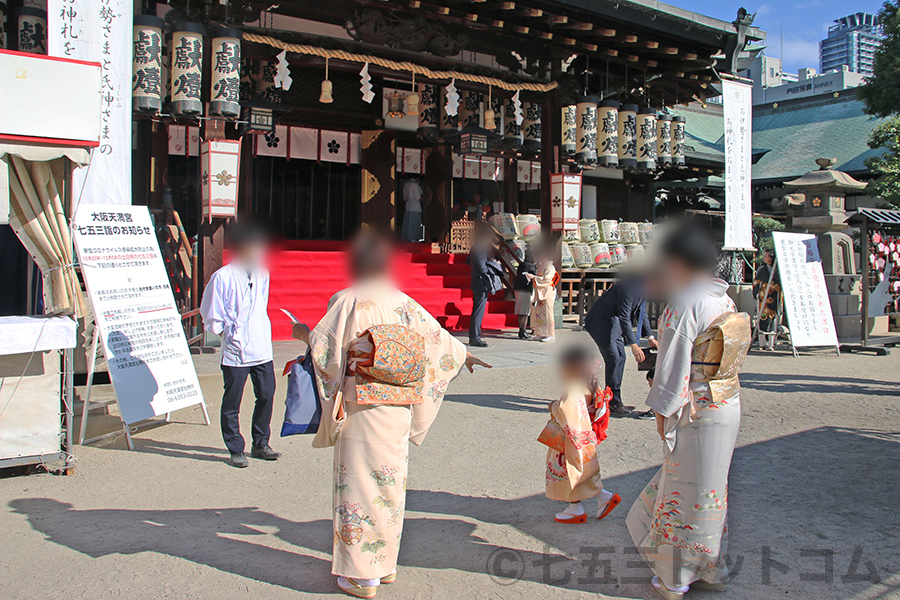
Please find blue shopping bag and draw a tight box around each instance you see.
[280,352,322,436]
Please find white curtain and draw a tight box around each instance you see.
[5,154,88,317]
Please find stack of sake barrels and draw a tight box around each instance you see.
[489,212,541,267]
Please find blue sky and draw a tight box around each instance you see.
[671,0,886,73]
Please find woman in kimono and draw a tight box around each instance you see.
[292,231,491,599]
[528,245,558,342]
[752,250,782,334]
[626,223,751,600]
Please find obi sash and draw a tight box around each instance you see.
[689,311,752,406]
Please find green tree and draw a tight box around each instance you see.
[864,117,900,207]
[858,2,900,117]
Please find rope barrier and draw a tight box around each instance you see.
[243,33,558,93]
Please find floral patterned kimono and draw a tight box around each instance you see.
[307,280,467,580]
[531,261,557,339]
[626,278,751,589]
[544,383,603,502]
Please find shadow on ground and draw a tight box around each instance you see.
[9,427,899,599]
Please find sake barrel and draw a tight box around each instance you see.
[560,242,575,268]
[517,214,540,240]
[600,219,620,243]
[638,222,654,245]
[490,213,518,240]
[625,244,645,261]
[589,242,611,268]
[578,219,601,243]
[562,228,581,242]
[619,222,639,245]
[511,239,527,261]
[572,243,593,269]
[610,244,626,265]
[499,239,526,266]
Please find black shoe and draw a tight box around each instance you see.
[635,409,656,420]
[469,339,488,347]
[251,445,282,460]
[228,452,249,468]
[518,332,534,340]
[610,405,634,417]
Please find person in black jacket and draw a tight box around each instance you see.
[584,276,658,416]
[513,250,537,339]
[467,225,493,347]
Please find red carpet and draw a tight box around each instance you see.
[256,241,516,341]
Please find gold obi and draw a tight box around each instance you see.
[689,312,752,406]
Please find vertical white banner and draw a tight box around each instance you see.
[722,80,752,249]
[49,0,133,206]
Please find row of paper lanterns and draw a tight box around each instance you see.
[562,97,686,170]
[4,6,48,54]
[132,16,244,118]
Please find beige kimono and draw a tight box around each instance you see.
[307,280,467,579]
[531,261,557,339]
[544,383,603,503]
[627,279,751,589]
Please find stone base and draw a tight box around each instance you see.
[834,315,890,339]
[727,284,756,315]
[823,274,861,296]
[829,294,861,317]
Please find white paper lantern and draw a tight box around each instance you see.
[617,103,638,168]
[550,172,582,232]
[637,107,657,171]
[503,99,523,146]
[657,114,673,165]
[201,139,241,221]
[597,100,619,167]
[209,27,242,118]
[561,104,577,156]
[574,96,597,164]
[522,102,542,148]
[16,6,46,54]
[132,15,165,114]
[170,22,205,116]
[672,115,686,166]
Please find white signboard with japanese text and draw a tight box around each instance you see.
[772,232,839,349]
[49,0,133,205]
[73,205,205,424]
[723,80,753,249]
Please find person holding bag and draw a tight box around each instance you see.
[291,230,490,599]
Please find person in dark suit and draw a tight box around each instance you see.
[467,225,493,347]
[584,276,658,416]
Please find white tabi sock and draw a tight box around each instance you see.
[563,502,585,516]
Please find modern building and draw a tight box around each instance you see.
[819,12,884,76]
[740,54,866,105]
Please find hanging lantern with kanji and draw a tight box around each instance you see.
[597,100,619,167]
[208,28,242,118]
[201,139,241,221]
[637,107,657,171]
[417,83,439,136]
[0,2,7,51]
[522,102,542,148]
[672,115,686,166]
[657,114,672,166]
[458,90,482,129]
[16,7,46,54]
[561,104,577,157]
[617,103,638,169]
[503,98,522,146]
[550,172,582,232]
[574,96,597,165]
[169,22,205,116]
[132,15,165,114]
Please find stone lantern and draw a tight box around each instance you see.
[785,158,867,234]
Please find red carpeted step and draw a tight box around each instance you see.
[238,242,517,340]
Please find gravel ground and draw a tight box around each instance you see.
[1,327,899,600]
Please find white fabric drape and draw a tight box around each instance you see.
[5,154,87,316]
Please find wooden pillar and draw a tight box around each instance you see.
[540,94,558,235]
[421,145,451,243]
[198,119,227,291]
[360,130,397,231]
[503,157,518,213]
[238,132,254,217]
[148,121,169,209]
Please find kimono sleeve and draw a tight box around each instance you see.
[645,320,695,417]
[410,300,467,446]
[307,290,360,402]
[534,264,557,302]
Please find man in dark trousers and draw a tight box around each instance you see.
[467,224,493,347]
[584,276,658,417]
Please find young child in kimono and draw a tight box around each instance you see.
[542,346,621,523]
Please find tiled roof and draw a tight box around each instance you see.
[751,95,887,182]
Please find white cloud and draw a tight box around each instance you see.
[782,38,820,71]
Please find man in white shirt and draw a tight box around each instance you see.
[200,223,281,468]
[400,177,423,242]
